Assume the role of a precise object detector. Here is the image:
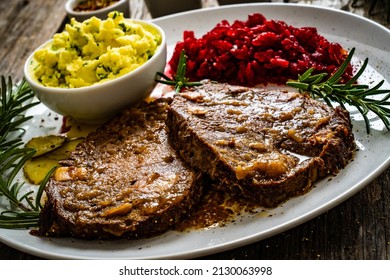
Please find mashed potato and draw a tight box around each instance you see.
[30,12,162,88]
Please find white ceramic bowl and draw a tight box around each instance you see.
[24,20,167,124]
[65,0,130,22]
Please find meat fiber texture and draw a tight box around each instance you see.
[167,82,355,208]
[39,100,204,239]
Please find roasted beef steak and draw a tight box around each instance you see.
[38,100,204,239]
[167,82,355,208]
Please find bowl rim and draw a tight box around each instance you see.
[65,0,129,16]
[24,18,166,94]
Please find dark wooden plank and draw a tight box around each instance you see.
[0,0,66,81]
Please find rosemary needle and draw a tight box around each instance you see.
[155,50,202,92]
[287,47,390,133]
[0,76,55,229]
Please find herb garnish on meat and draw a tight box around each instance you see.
[287,48,390,133]
[155,50,202,92]
[158,48,390,134]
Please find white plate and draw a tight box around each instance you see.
[1,3,389,259]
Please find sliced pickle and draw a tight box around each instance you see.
[23,137,84,184]
[25,135,67,158]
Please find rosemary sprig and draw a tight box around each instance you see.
[155,49,202,92]
[287,48,390,133]
[0,75,54,229]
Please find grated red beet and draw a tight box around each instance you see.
[168,13,353,86]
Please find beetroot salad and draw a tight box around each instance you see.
[168,13,352,86]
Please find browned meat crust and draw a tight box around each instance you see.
[38,100,204,239]
[167,82,355,208]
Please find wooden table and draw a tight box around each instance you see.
[0,0,389,260]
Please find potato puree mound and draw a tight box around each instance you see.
[31,12,161,88]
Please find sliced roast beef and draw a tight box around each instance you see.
[167,82,355,208]
[39,100,204,239]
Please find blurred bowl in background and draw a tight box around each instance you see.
[144,0,202,18]
[65,0,130,21]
